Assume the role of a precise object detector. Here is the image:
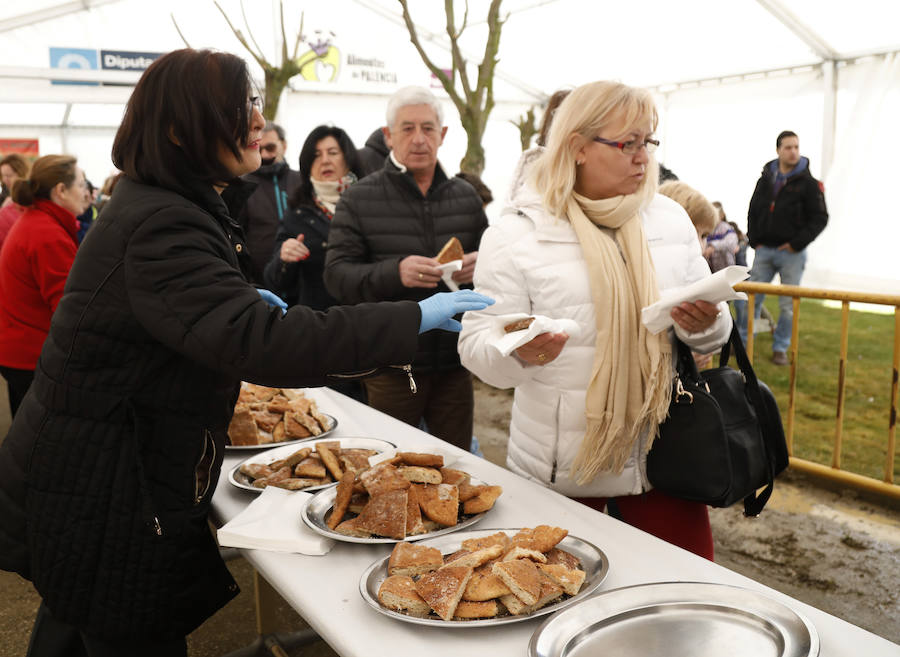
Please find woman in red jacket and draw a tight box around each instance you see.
[0,154,88,415]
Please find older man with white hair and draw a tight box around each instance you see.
[324,86,488,450]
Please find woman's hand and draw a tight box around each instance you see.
[280,234,309,262]
[451,251,478,284]
[671,300,720,334]
[514,332,569,366]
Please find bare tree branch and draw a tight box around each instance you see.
[278,0,289,63]
[170,13,192,48]
[291,11,305,60]
[398,0,463,111]
[444,0,471,100]
[214,1,268,69]
[240,0,268,65]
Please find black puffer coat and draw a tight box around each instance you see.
[237,160,302,284]
[0,176,419,641]
[747,157,828,252]
[263,203,336,311]
[324,160,488,373]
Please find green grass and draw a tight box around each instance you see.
[737,298,899,483]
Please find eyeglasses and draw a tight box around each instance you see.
[247,96,264,115]
[260,143,280,153]
[593,136,659,155]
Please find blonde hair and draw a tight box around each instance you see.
[658,181,717,237]
[531,80,659,218]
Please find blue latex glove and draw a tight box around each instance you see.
[418,290,494,333]
[256,288,287,316]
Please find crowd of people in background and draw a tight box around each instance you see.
[0,47,828,654]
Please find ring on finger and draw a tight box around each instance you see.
[537,353,547,362]
[418,272,424,280]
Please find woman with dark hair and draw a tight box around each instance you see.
[0,154,88,417]
[264,124,362,311]
[0,49,490,656]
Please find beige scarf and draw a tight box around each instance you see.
[567,192,672,484]
[311,174,356,216]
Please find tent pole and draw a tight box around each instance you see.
[821,60,837,180]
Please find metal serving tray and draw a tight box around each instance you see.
[225,413,338,451]
[228,436,394,493]
[529,581,819,657]
[359,528,609,627]
[301,478,492,544]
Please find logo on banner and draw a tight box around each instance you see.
[295,30,341,82]
[50,47,99,86]
[0,139,40,161]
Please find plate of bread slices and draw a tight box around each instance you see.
[301,452,503,543]
[229,437,395,493]
[361,526,608,626]
[227,383,337,450]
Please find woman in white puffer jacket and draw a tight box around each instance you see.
[458,81,732,559]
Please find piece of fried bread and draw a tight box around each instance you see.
[284,412,313,439]
[510,525,568,553]
[435,236,464,264]
[327,470,357,530]
[228,407,260,446]
[438,468,470,486]
[398,466,442,484]
[537,563,586,596]
[416,483,459,527]
[405,485,426,536]
[453,600,500,620]
[461,532,511,553]
[316,444,343,480]
[441,544,503,569]
[294,456,327,479]
[378,575,431,617]
[354,489,408,539]
[500,579,563,615]
[544,547,581,570]
[463,485,503,514]
[360,462,411,497]
[462,567,511,601]
[502,546,547,563]
[492,559,542,606]
[398,452,445,468]
[334,515,372,538]
[388,542,443,576]
[414,566,473,622]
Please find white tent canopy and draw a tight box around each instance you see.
[1,0,898,293]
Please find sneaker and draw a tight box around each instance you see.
[772,351,789,366]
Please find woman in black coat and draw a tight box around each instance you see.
[0,49,490,657]
[264,125,362,311]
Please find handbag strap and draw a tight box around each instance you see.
[719,325,778,516]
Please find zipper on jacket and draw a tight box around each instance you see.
[400,364,417,394]
[194,429,216,504]
[549,394,561,484]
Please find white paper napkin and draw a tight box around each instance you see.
[641,265,749,335]
[437,260,463,291]
[487,313,582,357]
[217,487,334,555]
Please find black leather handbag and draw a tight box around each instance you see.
[647,325,789,516]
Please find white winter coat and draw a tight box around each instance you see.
[458,150,732,498]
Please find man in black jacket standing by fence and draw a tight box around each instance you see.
[324,86,488,451]
[735,130,828,365]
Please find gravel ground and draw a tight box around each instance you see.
[0,378,897,655]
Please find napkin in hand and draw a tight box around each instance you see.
[641,265,749,335]
[487,313,582,357]
[437,260,463,292]
[217,486,334,555]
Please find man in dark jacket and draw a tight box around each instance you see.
[237,122,302,283]
[356,127,389,177]
[324,86,489,451]
[736,130,828,364]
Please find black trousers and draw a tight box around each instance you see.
[0,365,33,417]
[27,602,187,657]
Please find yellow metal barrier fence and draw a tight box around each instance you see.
[734,281,899,502]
